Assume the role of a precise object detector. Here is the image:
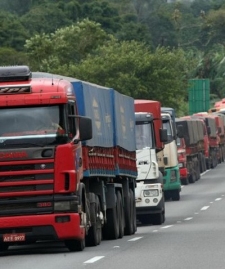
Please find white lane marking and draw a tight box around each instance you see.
[152,230,158,232]
[195,212,199,214]
[210,202,213,204]
[201,170,210,176]
[113,246,120,248]
[201,206,210,211]
[84,256,105,264]
[222,195,224,197]
[184,217,193,221]
[177,221,182,223]
[215,198,222,201]
[128,237,143,242]
[161,225,173,229]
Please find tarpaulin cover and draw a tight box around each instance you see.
[112,90,136,151]
[176,119,195,146]
[73,81,114,147]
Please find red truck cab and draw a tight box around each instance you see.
[176,137,188,185]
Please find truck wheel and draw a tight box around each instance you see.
[171,190,180,201]
[65,238,85,252]
[152,211,164,225]
[117,191,124,239]
[139,215,151,225]
[181,177,189,185]
[103,195,119,240]
[86,195,102,246]
[202,155,207,172]
[130,189,137,233]
[124,189,135,235]
[189,173,195,183]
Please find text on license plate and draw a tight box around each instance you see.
[3,233,25,242]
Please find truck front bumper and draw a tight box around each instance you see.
[0,213,84,244]
[136,197,164,215]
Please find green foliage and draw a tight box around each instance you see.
[61,39,191,112]
[0,0,33,15]
[25,19,110,71]
[1,0,225,106]
[0,11,28,50]
[20,4,71,35]
[0,47,28,65]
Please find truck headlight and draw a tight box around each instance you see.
[54,201,77,212]
[143,189,159,197]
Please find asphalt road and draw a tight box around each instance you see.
[2,163,225,269]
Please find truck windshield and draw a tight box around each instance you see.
[0,105,68,148]
[163,120,173,142]
[135,122,154,150]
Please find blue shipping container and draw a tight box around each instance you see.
[112,90,136,151]
[73,81,114,147]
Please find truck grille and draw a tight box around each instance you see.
[0,159,54,216]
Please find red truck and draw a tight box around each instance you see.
[175,117,205,183]
[210,113,225,164]
[176,137,188,185]
[194,113,219,169]
[0,66,137,252]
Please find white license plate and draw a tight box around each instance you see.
[3,233,25,242]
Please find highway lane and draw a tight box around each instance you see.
[1,163,225,269]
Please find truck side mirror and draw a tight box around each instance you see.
[79,116,92,141]
[160,128,168,142]
[177,125,184,138]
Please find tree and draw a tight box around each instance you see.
[0,47,28,65]
[66,40,192,112]
[20,4,70,35]
[0,11,28,50]
[25,19,110,71]
[202,8,225,49]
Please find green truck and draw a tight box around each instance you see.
[161,107,182,201]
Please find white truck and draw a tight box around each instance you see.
[135,111,167,225]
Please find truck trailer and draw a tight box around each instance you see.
[0,66,137,252]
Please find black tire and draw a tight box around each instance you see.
[103,195,119,240]
[195,160,201,181]
[164,192,171,201]
[86,195,102,246]
[171,190,180,201]
[202,155,207,172]
[139,215,151,225]
[181,177,189,185]
[117,191,124,239]
[189,172,195,183]
[130,189,137,233]
[206,158,210,170]
[65,238,85,252]
[152,211,164,225]
[124,189,135,235]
